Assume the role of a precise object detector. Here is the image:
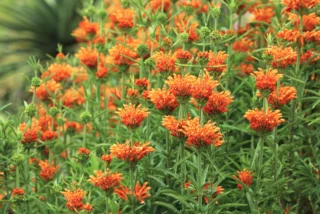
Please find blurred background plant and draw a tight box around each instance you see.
[0,0,82,115]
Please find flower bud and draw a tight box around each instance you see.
[157,12,167,24]
[98,9,107,20]
[211,7,221,19]
[80,112,92,124]
[137,44,149,58]
[180,32,189,43]
[49,107,59,117]
[199,26,211,39]
[13,154,25,165]
[31,77,41,87]
[25,104,37,118]
[144,58,155,68]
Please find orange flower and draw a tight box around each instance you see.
[301,49,320,64]
[40,130,57,141]
[101,154,112,165]
[232,38,254,52]
[264,46,297,68]
[191,72,219,105]
[288,13,320,31]
[41,63,72,82]
[276,29,303,45]
[239,63,254,75]
[109,8,135,29]
[82,203,93,212]
[148,89,179,114]
[38,160,59,181]
[116,104,149,129]
[12,188,24,197]
[196,51,210,66]
[61,188,86,211]
[153,52,176,74]
[180,0,202,9]
[206,51,228,73]
[162,116,187,138]
[110,141,155,162]
[203,183,224,204]
[252,7,274,23]
[96,64,108,78]
[78,147,90,155]
[88,169,123,193]
[135,78,149,89]
[282,0,319,12]
[61,88,86,108]
[150,0,171,12]
[165,74,196,102]
[114,182,151,204]
[203,91,233,115]
[35,80,61,101]
[175,50,192,64]
[76,47,98,68]
[80,16,99,36]
[244,108,285,133]
[251,68,283,95]
[233,169,253,190]
[267,86,297,108]
[21,129,39,144]
[182,117,223,148]
[109,44,138,67]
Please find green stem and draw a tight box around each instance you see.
[197,149,202,212]
[166,131,171,186]
[129,163,135,214]
[26,149,31,214]
[255,137,264,211]
[105,196,109,214]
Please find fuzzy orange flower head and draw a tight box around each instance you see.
[196,51,210,66]
[251,68,283,97]
[165,74,197,103]
[233,169,253,190]
[232,38,254,52]
[11,188,25,203]
[41,63,72,82]
[153,52,176,76]
[110,141,155,163]
[184,181,224,204]
[182,117,224,148]
[288,13,320,31]
[114,182,151,204]
[61,188,88,211]
[88,169,123,195]
[135,78,149,91]
[116,104,149,129]
[148,88,179,114]
[282,0,320,12]
[175,50,192,64]
[244,108,285,133]
[77,147,90,163]
[61,88,86,108]
[21,128,39,145]
[109,44,138,68]
[34,80,61,101]
[12,188,24,197]
[150,0,171,12]
[38,160,59,181]
[109,8,135,30]
[203,91,234,115]
[101,154,112,167]
[264,46,297,68]
[191,72,219,106]
[162,116,188,138]
[206,51,228,75]
[76,47,98,68]
[266,86,297,108]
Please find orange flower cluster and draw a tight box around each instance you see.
[12,188,25,197]
[162,116,187,138]
[182,117,223,148]
[88,170,123,193]
[38,160,59,181]
[61,88,85,108]
[42,63,72,82]
[233,169,253,190]
[61,189,92,212]
[153,52,176,74]
[76,47,98,68]
[114,182,151,204]
[251,68,283,95]
[282,0,319,12]
[184,181,224,204]
[190,73,219,105]
[266,86,297,108]
[264,46,297,68]
[206,51,228,73]
[110,141,155,162]
[35,80,61,101]
[203,91,234,115]
[148,89,179,113]
[244,108,285,133]
[109,8,135,29]
[109,44,138,67]
[116,104,149,129]
[165,74,196,102]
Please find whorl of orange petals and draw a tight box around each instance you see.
[38,160,59,181]
[252,7,275,24]
[40,130,58,141]
[162,116,188,138]
[76,47,98,68]
[61,189,86,211]
[288,13,320,31]
[153,52,176,74]
[301,49,320,64]
[233,169,253,190]
[251,68,283,94]
[12,188,24,197]
[203,182,224,204]
[116,104,149,129]
[244,108,285,132]
[180,0,202,9]
[88,169,123,192]
[264,46,297,68]
[96,65,108,78]
[78,147,90,155]
[101,154,112,164]
[276,29,303,45]
[148,89,179,113]
[41,63,72,82]
[80,16,99,36]
[239,63,254,75]
[282,0,319,12]
[182,117,223,148]
[175,50,192,64]
[109,8,135,29]
[267,86,297,108]
[191,72,219,104]
[109,44,138,67]
[110,141,155,162]
[34,80,61,101]
[62,88,86,108]
[165,74,196,101]
[135,78,149,89]
[232,38,254,52]
[21,129,39,144]
[150,0,171,12]
[206,51,228,73]
[114,182,151,204]
[203,91,234,115]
